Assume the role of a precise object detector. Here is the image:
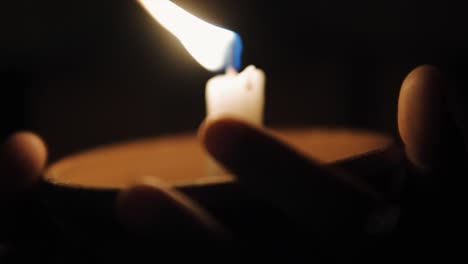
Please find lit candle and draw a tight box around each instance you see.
[206,66,265,126]
[205,66,265,175]
[137,0,266,175]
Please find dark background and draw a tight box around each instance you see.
[1,0,466,162]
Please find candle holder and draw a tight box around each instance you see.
[36,126,404,262]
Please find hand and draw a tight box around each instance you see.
[3,65,454,261]
[0,130,228,263]
[116,64,465,261]
[396,65,465,260]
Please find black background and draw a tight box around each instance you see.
[1,0,466,162]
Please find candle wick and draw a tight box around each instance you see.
[225,66,238,76]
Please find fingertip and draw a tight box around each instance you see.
[199,117,255,161]
[0,131,47,192]
[398,64,445,170]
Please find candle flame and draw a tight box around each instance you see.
[137,0,242,72]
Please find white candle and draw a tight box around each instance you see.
[206,65,265,125]
[205,65,266,176]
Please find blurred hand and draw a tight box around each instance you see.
[116,64,466,261]
[0,131,228,262]
[396,65,465,260]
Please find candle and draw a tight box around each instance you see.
[205,66,265,125]
[137,0,266,175]
[205,66,265,175]
[205,67,266,175]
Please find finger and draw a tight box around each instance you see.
[115,176,229,241]
[331,144,406,199]
[199,117,381,236]
[0,131,47,201]
[398,64,464,172]
[397,65,465,248]
[0,132,48,241]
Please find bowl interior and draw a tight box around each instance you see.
[44,127,393,189]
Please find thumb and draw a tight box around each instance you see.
[0,131,47,201]
[398,64,464,172]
